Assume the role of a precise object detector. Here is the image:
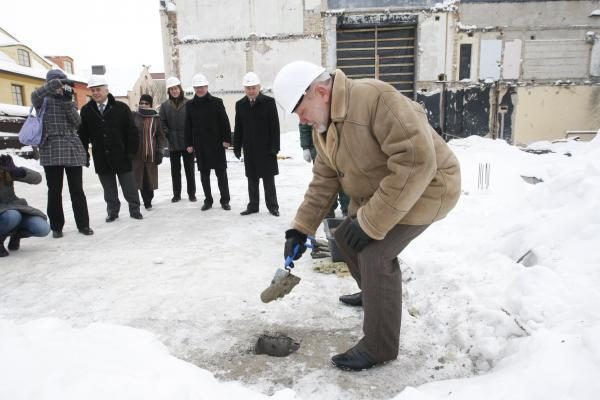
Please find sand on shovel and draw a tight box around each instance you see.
[260,268,301,303]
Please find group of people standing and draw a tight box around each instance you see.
[0,68,283,256]
[163,71,281,215]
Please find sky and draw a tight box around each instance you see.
[1,0,165,95]
[1,131,599,399]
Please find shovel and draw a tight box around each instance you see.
[260,238,313,303]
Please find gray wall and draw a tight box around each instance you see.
[328,0,438,8]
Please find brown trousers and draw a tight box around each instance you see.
[334,217,429,362]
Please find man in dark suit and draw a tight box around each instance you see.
[184,73,232,211]
[233,72,280,217]
[78,75,142,222]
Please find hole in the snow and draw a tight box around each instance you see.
[255,333,300,357]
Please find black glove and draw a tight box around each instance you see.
[155,151,163,165]
[343,219,372,252]
[62,85,74,101]
[85,153,90,168]
[284,229,308,267]
[234,149,241,160]
[271,147,279,156]
[0,155,26,178]
[60,79,75,87]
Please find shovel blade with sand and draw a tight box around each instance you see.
[260,239,313,303]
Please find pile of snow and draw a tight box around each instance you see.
[397,135,600,399]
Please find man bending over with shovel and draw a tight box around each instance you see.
[272,61,461,371]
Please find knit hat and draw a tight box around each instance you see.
[139,94,153,106]
[46,69,67,81]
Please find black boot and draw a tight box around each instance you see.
[331,346,377,371]
[7,231,23,251]
[339,291,362,306]
[0,236,8,257]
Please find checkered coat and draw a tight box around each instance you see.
[31,79,87,167]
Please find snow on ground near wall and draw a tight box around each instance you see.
[1,133,599,399]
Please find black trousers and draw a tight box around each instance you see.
[140,189,154,207]
[43,166,90,231]
[170,150,196,198]
[97,171,141,217]
[247,175,278,211]
[200,169,230,205]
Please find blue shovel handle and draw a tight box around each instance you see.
[284,236,314,270]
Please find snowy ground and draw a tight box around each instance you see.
[1,132,599,400]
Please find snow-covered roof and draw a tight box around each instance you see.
[0,103,30,117]
[0,53,87,83]
[0,58,47,80]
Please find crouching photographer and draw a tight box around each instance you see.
[0,154,50,257]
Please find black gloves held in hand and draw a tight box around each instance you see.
[343,219,372,252]
[284,228,308,267]
[0,154,26,178]
[234,149,241,160]
[155,151,163,165]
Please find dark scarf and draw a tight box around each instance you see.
[137,109,158,162]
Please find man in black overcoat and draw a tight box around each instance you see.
[184,73,232,211]
[233,72,280,216]
[78,75,142,222]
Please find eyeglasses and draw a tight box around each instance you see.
[139,102,150,106]
[292,85,311,113]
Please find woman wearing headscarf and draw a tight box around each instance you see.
[31,69,93,238]
[132,94,166,209]
[0,154,50,257]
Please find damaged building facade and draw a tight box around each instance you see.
[159,0,600,144]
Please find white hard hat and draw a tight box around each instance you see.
[87,75,108,88]
[242,72,260,87]
[273,61,326,114]
[166,76,181,89]
[192,73,209,87]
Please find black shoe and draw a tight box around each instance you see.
[221,203,231,211]
[311,250,331,259]
[78,227,94,236]
[171,196,181,203]
[339,292,362,307]
[144,203,152,210]
[201,203,212,211]
[240,209,258,216]
[189,195,197,202]
[105,215,118,223]
[130,212,143,220]
[7,233,21,251]
[52,230,63,238]
[0,237,8,257]
[331,346,377,371]
[269,209,280,217]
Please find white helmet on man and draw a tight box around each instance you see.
[87,75,108,88]
[272,61,326,114]
[192,73,209,87]
[242,72,261,87]
[166,76,181,89]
